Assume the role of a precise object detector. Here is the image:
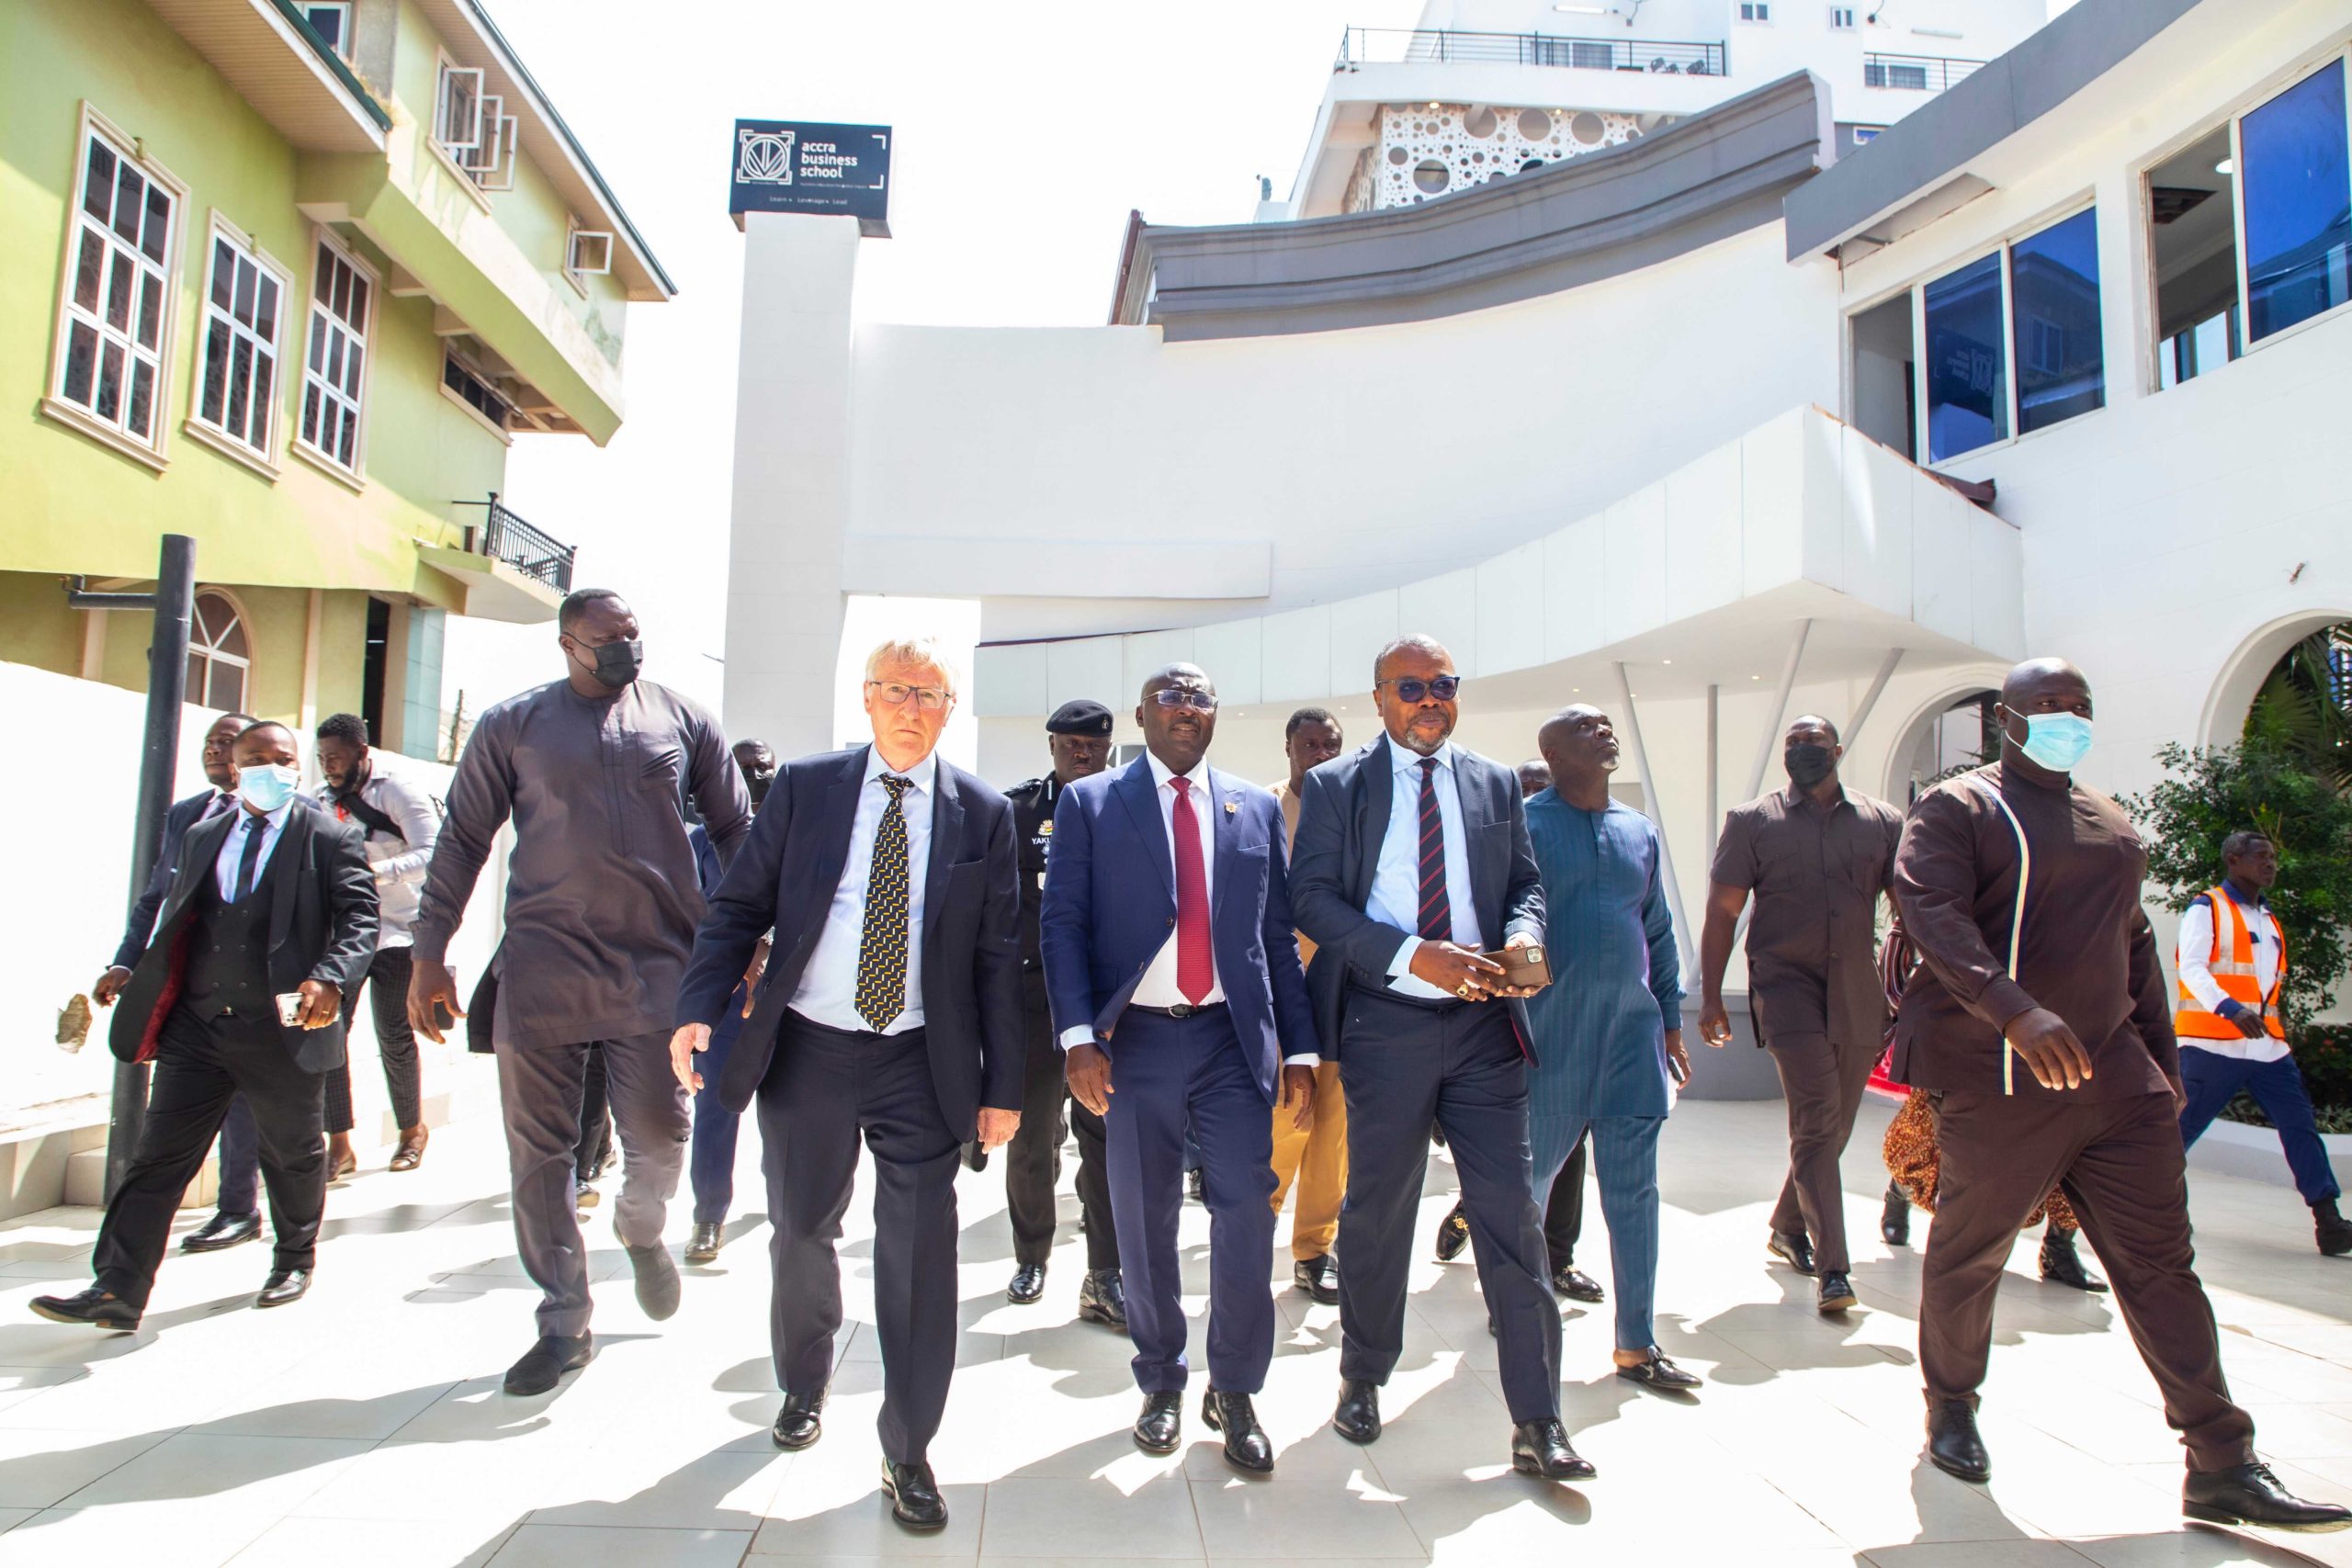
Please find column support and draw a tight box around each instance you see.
[1614,660,1694,975]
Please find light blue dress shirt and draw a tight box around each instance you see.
[1365,733,1485,999]
[214,801,292,903]
[788,745,937,1035]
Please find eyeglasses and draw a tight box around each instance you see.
[868,681,952,712]
[1377,675,1461,704]
[1149,689,1219,712]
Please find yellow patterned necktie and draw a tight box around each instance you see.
[854,773,915,1031]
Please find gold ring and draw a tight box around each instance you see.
[1456,983,1473,998]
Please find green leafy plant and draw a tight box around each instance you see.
[2245,626,2352,788]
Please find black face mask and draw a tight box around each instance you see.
[1784,742,1836,789]
[577,637,643,689]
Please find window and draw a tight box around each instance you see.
[1865,60,1930,90]
[300,3,352,58]
[2239,59,2351,343]
[193,223,288,462]
[566,227,614,278]
[1829,6,1857,28]
[51,116,179,453]
[2009,208,2105,434]
[1922,254,2006,461]
[443,349,514,433]
[187,592,251,712]
[434,61,484,156]
[1916,207,2106,461]
[1852,125,1884,146]
[1849,291,1916,460]
[1738,2,1770,20]
[299,236,373,475]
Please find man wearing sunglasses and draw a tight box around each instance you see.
[1290,635,1587,1482]
[1039,663,1318,1472]
[672,637,1024,1533]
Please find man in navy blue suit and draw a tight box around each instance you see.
[1040,661,1318,1472]
[1291,634,1590,1482]
[672,637,1023,1533]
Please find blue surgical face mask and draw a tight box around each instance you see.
[238,761,300,813]
[2017,713,2094,773]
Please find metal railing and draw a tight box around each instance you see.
[1862,51,1982,93]
[458,491,576,592]
[1338,27,1726,77]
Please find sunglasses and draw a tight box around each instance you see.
[1149,689,1219,712]
[868,681,952,712]
[1378,675,1461,704]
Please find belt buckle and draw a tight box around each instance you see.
[1167,1003,1195,1020]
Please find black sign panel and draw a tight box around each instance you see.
[729,119,891,235]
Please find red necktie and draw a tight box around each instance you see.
[1170,777,1212,1004]
[1417,758,1453,941]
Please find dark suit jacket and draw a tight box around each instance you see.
[1289,736,1545,1059]
[675,745,1025,1138]
[109,797,380,1074]
[1037,757,1319,1101]
[111,789,230,971]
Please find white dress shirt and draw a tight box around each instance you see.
[214,800,292,903]
[2177,886,2289,1064]
[790,746,937,1036]
[1366,734,1486,1000]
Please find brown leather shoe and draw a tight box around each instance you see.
[389,1125,428,1172]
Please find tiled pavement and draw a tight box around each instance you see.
[1,1090,2349,1566]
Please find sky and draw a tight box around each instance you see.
[446,0,1423,719]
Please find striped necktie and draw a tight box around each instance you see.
[854,774,915,1031]
[234,815,270,901]
[1416,758,1452,942]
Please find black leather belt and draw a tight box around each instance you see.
[1127,1001,1227,1020]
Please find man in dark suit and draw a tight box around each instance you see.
[1291,634,1589,1481]
[673,636,1023,1533]
[37,723,378,1330]
[90,710,268,1258]
[1041,662,1318,1472]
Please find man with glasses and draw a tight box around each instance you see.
[1291,636,1586,1481]
[1040,664,1318,1472]
[673,637,1023,1533]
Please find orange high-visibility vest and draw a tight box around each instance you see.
[2175,885,2287,1041]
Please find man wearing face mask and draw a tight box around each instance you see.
[1697,716,1903,1314]
[1892,659,2346,1532]
[408,589,752,1397]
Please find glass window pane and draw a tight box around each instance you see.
[1924,253,2007,461]
[128,358,153,438]
[137,274,162,350]
[336,408,356,465]
[326,333,344,385]
[84,140,115,221]
[215,604,248,658]
[142,186,171,264]
[202,319,230,423]
[227,335,254,435]
[344,342,363,398]
[96,340,124,421]
[73,231,104,312]
[111,162,141,243]
[209,662,245,712]
[63,320,97,405]
[212,240,235,310]
[255,275,279,339]
[332,263,350,321]
[187,650,206,694]
[250,353,275,446]
[105,254,132,332]
[315,243,334,299]
[309,313,326,372]
[232,260,256,329]
[2242,60,2352,342]
[302,383,321,443]
[347,276,368,331]
[2011,209,2104,434]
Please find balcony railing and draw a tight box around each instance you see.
[1338,27,1727,77]
[458,491,576,592]
[1862,51,1983,93]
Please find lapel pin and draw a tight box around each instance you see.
[1224,800,1238,815]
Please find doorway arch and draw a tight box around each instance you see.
[2200,609,2352,747]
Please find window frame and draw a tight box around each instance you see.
[1737,1,1771,21]
[300,2,354,59]
[2229,55,2352,356]
[1829,6,1857,30]
[43,102,188,469]
[292,227,378,486]
[438,345,516,445]
[185,212,292,478]
[187,588,254,714]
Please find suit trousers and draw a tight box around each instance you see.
[1922,1089,2256,1472]
[324,945,421,1134]
[94,1006,327,1306]
[494,1030,687,1337]
[1767,1030,1882,1274]
[1270,1061,1348,1261]
[1007,1001,1118,1270]
[760,1016,962,1464]
[1545,1134,1588,1272]
[1534,1114,1662,1351]
[214,1093,261,1219]
[1103,1007,1277,1393]
[1337,989,1561,1423]
[2178,1049,2342,1206]
[689,998,747,1225]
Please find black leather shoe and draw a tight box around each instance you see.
[1078,1268,1128,1332]
[1768,1230,1816,1276]
[684,1223,724,1265]
[255,1268,311,1308]
[1882,1180,1912,1247]
[1203,1389,1274,1473]
[1186,1168,1204,1202]
[1511,1418,1597,1481]
[1294,1254,1339,1305]
[627,1244,681,1321]
[2185,1461,2352,1530]
[1133,1390,1182,1454]
[2039,1227,2108,1292]
[1615,1348,1702,1391]
[1818,1270,1858,1313]
[774,1389,826,1450]
[2317,1201,2352,1258]
[182,1211,261,1253]
[1434,1202,1471,1263]
[1332,1379,1381,1444]
[1927,1398,1990,1483]
[503,1333,593,1395]
[1553,1265,1604,1303]
[29,1288,139,1331]
[1006,1262,1046,1304]
[880,1458,948,1531]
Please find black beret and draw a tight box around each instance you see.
[1046,699,1114,737]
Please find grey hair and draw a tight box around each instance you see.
[1372,634,1451,685]
[865,636,959,694]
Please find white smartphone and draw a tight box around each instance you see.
[275,992,304,1027]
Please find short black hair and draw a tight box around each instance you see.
[1285,706,1338,739]
[237,720,295,746]
[317,712,368,747]
[1788,714,1841,744]
[220,712,259,729]
[2222,829,2273,861]
[559,588,628,633]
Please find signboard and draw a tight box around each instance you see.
[729,119,891,236]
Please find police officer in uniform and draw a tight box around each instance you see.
[1000,699,1125,1327]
